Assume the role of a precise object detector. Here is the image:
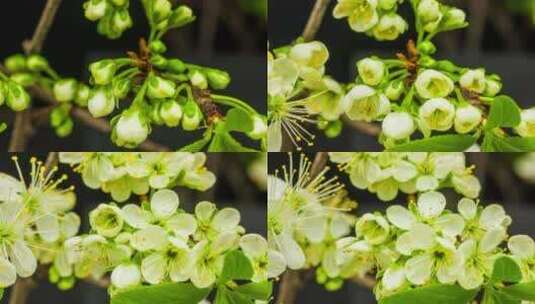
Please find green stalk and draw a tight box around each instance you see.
[210,94,258,115]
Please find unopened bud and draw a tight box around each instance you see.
[147,75,176,99]
[204,68,231,90]
[168,5,195,28]
[149,40,167,54]
[84,0,108,21]
[53,78,78,102]
[6,82,31,111]
[182,100,202,130]
[160,100,183,127]
[10,73,36,87]
[90,59,117,85]
[4,54,27,72]
[190,70,208,89]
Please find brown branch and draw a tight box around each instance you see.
[302,0,332,42]
[8,278,37,304]
[350,275,377,289]
[342,117,381,137]
[8,0,63,152]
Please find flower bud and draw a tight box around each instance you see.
[4,54,27,72]
[112,9,133,33]
[432,60,459,73]
[248,115,267,140]
[333,0,379,32]
[89,204,124,237]
[160,100,182,127]
[454,105,482,134]
[415,69,454,99]
[169,5,195,28]
[356,214,390,245]
[147,75,176,99]
[56,118,74,138]
[150,55,167,69]
[6,82,31,111]
[152,0,172,22]
[112,78,131,99]
[418,41,437,55]
[84,0,108,21]
[182,100,203,131]
[385,80,404,101]
[10,73,36,87]
[75,84,90,107]
[114,110,150,147]
[111,264,141,289]
[88,88,116,117]
[204,68,231,90]
[50,106,68,128]
[27,54,50,72]
[357,58,385,86]
[344,85,390,122]
[289,41,329,69]
[417,0,443,32]
[459,69,486,94]
[443,8,466,29]
[189,70,208,90]
[484,78,502,97]
[378,0,399,10]
[324,120,343,138]
[149,40,167,54]
[516,108,535,137]
[111,0,128,6]
[382,112,415,140]
[90,59,117,85]
[166,59,185,73]
[419,98,455,131]
[53,78,78,102]
[372,13,408,41]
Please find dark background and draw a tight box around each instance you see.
[0,0,266,151]
[0,152,267,304]
[269,0,535,151]
[269,152,535,304]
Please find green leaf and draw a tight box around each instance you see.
[215,286,251,304]
[225,108,254,133]
[482,132,535,152]
[179,129,213,152]
[208,130,258,152]
[379,284,479,304]
[111,282,211,304]
[491,256,522,284]
[484,289,521,304]
[234,281,273,300]
[502,281,535,300]
[387,135,476,152]
[219,250,254,284]
[486,95,521,130]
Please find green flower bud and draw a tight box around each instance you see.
[150,103,164,125]
[372,13,408,41]
[433,60,459,73]
[149,40,167,54]
[6,82,31,111]
[84,0,108,21]
[152,0,172,22]
[160,100,183,127]
[248,115,267,140]
[190,70,208,89]
[90,59,117,85]
[0,82,6,106]
[53,78,78,102]
[155,19,169,31]
[58,277,76,291]
[325,120,342,138]
[112,78,131,99]
[27,54,50,72]
[316,267,328,284]
[4,54,27,72]
[166,59,185,73]
[204,68,231,90]
[484,78,502,97]
[49,267,60,284]
[419,98,455,131]
[90,204,124,237]
[111,0,128,7]
[385,80,404,101]
[379,0,399,10]
[56,118,74,138]
[325,278,344,291]
[459,69,486,94]
[418,41,437,55]
[168,5,195,28]
[88,88,116,117]
[10,73,36,87]
[454,105,482,134]
[443,8,466,29]
[75,84,91,107]
[357,58,386,86]
[182,100,202,131]
[382,111,415,140]
[147,75,176,99]
[112,9,133,33]
[517,109,535,137]
[150,55,168,69]
[50,106,68,128]
[113,110,150,147]
[415,69,454,99]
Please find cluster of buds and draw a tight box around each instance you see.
[267,154,357,281]
[416,0,468,34]
[268,41,345,151]
[333,0,408,41]
[336,191,535,300]
[329,152,481,201]
[64,189,271,292]
[83,0,133,39]
[59,152,216,202]
[0,157,79,289]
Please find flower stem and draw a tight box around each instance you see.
[302,0,332,42]
[210,94,257,115]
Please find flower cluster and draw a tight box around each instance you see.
[83,0,133,39]
[267,154,357,281]
[64,188,271,292]
[0,157,79,289]
[268,41,345,151]
[336,191,535,300]
[59,152,216,203]
[329,152,481,201]
[333,0,408,41]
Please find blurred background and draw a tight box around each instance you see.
[269,0,535,151]
[269,152,535,304]
[0,0,266,150]
[0,152,267,304]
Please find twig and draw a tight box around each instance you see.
[8,279,37,304]
[302,0,332,42]
[8,0,63,151]
[342,117,381,137]
[350,275,377,289]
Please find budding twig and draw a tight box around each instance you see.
[302,0,332,42]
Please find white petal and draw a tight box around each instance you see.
[276,232,305,270]
[410,223,435,250]
[382,265,406,291]
[479,204,506,230]
[386,205,415,230]
[395,232,414,255]
[480,229,506,253]
[392,161,418,182]
[435,214,465,238]
[36,213,60,243]
[267,122,282,152]
[141,253,166,284]
[240,234,268,259]
[60,212,81,238]
[417,191,446,219]
[0,257,17,287]
[268,176,287,203]
[298,215,327,243]
[405,254,433,285]
[195,201,216,222]
[508,235,535,259]
[0,173,23,202]
[268,250,287,278]
[415,175,439,192]
[151,189,180,219]
[8,240,37,278]
[131,226,169,252]
[112,263,141,288]
[458,198,477,220]
[121,204,150,229]
[458,265,484,290]
[212,208,240,231]
[166,213,198,237]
